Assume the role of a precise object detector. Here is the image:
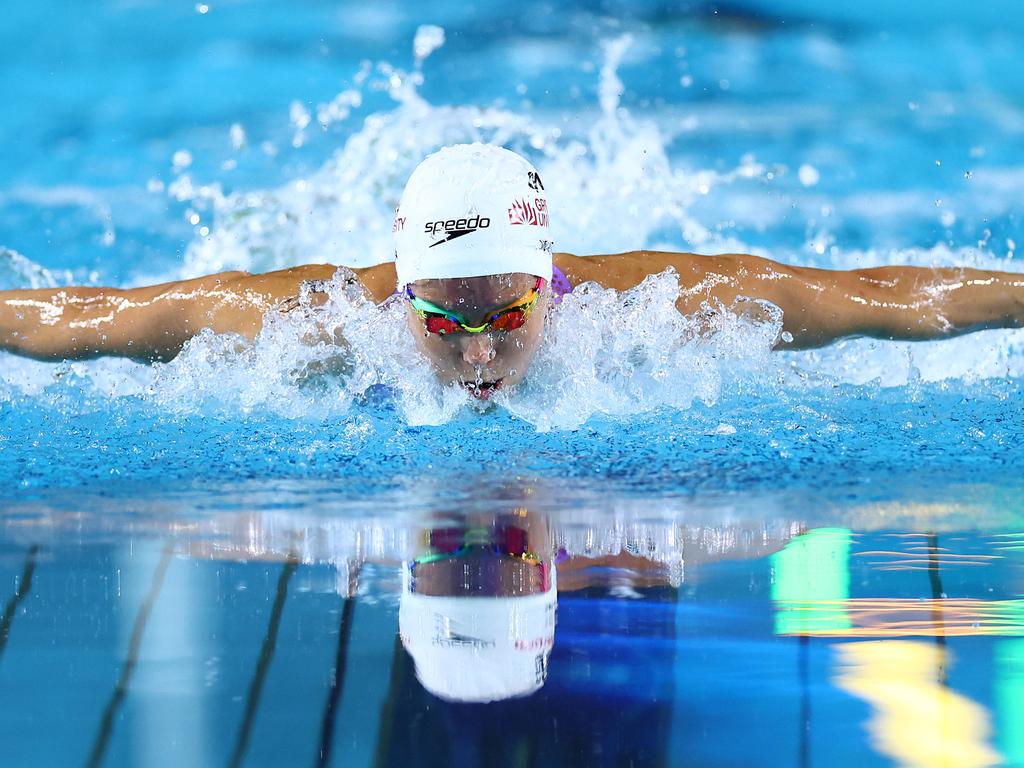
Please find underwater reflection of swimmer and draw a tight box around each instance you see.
[3,144,1024,401]
[0,502,810,766]
[399,512,557,704]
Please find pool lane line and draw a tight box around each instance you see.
[314,593,356,768]
[227,553,300,768]
[86,541,174,768]
[0,543,40,661]
[927,533,949,686]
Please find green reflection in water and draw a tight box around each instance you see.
[997,639,1024,765]
[771,527,852,635]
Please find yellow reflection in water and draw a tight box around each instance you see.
[834,641,1002,768]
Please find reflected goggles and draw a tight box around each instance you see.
[410,525,551,591]
[404,278,545,336]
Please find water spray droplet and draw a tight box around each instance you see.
[798,164,820,187]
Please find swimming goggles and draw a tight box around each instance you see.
[405,278,545,335]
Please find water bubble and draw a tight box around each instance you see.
[172,150,193,172]
[798,164,820,187]
[229,123,247,151]
[413,25,446,64]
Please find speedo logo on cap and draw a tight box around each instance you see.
[425,215,491,247]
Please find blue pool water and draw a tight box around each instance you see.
[2,1,1024,765]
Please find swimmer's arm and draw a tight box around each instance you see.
[0,271,274,362]
[705,255,1024,349]
[561,252,1024,348]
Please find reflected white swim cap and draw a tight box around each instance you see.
[393,143,554,286]
[398,564,557,703]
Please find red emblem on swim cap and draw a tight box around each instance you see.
[508,198,548,227]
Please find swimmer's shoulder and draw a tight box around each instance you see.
[351,262,398,304]
[554,250,712,292]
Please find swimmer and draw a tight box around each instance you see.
[2,143,1023,399]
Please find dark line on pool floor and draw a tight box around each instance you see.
[927,533,948,686]
[86,541,174,768]
[371,635,408,768]
[314,594,356,768]
[799,634,810,768]
[228,554,299,768]
[0,544,40,661]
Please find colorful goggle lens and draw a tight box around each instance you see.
[406,278,544,335]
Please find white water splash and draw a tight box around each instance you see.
[148,269,466,425]
[498,270,785,430]
[165,29,749,280]
[136,268,787,429]
[1,247,71,290]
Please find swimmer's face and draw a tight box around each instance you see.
[404,272,549,399]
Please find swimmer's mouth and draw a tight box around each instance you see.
[463,379,504,400]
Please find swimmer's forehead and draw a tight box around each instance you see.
[409,272,537,309]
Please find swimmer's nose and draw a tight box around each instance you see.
[462,335,497,365]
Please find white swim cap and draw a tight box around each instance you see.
[398,564,557,703]
[393,143,553,286]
